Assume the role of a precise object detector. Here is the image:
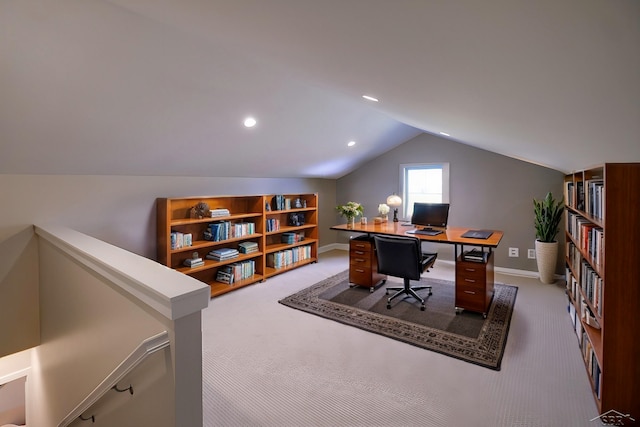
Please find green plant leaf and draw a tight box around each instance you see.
[533,192,564,242]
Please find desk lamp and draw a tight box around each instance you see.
[386,194,402,222]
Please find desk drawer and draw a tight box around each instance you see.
[455,288,486,312]
[350,266,372,285]
[456,272,485,291]
[350,239,372,253]
[350,250,372,268]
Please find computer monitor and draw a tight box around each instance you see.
[411,202,450,229]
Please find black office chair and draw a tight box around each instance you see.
[373,235,437,311]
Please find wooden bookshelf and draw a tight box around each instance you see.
[263,194,318,279]
[157,193,318,297]
[564,163,640,420]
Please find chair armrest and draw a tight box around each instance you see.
[420,253,437,272]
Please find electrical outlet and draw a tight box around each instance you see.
[528,249,536,259]
[508,247,519,257]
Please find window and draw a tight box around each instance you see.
[400,163,450,219]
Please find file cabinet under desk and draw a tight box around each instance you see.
[455,251,494,317]
[349,236,386,292]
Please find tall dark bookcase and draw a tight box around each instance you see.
[564,163,640,421]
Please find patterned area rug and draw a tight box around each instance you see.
[279,270,518,370]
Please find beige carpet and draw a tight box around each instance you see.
[202,250,600,427]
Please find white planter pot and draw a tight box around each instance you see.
[535,240,558,284]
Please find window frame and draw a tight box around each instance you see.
[399,162,450,220]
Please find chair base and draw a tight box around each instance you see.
[386,281,432,311]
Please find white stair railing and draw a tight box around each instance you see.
[58,331,170,427]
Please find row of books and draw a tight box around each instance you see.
[579,295,601,330]
[206,247,239,261]
[584,179,604,220]
[566,268,579,301]
[281,232,305,244]
[566,242,581,275]
[565,181,585,211]
[171,232,193,250]
[215,260,256,284]
[567,286,602,400]
[270,195,288,211]
[580,332,602,400]
[266,245,312,269]
[566,212,603,266]
[565,179,605,220]
[266,218,280,232]
[461,249,488,263]
[204,221,256,242]
[580,261,602,317]
[269,195,305,211]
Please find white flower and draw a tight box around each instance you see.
[378,203,390,215]
[336,201,364,218]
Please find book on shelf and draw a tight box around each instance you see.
[210,208,230,217]
[171,231,193,249]
[183,257,204,268]
[266,218,280,232]
[462,249,488,263]
[216,267,234,284]
[238,241,259,254]
[565,181,575,208]
[281,232,304,244]
[206,247,239,261]
[271,195,286,211]
[575,181,585,211]
[266,245,312,269]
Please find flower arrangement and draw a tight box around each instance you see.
[336,201,364,220]
[378,203,390,216]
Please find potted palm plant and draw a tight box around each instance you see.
[533,192,564,284]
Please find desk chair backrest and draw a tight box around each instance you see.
[373,235,423,281]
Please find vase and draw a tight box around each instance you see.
[346,217,356,229]
[535,240,558,284]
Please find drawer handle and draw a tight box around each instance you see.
[355,251,365,255]
[464,290,476,295]
[465,268,476,272]
[464,279,476,283]
[354,244,366,248]
[355,259,366,263]
[355,269,365,273]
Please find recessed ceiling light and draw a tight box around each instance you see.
[362,95,379,102]
[348,141,356,147]
[244,117,257,128]
[439,132,450,137]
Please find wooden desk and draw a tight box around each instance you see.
[331,222,504,316]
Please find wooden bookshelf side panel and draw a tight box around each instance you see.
[566,163,640,419]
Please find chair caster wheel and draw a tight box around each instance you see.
[420,306,425,311]
[387,304,391,309]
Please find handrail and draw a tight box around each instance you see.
[58,331,170,427]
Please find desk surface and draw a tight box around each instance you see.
[330,222,503,248]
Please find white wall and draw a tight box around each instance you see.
[0,174,336,362]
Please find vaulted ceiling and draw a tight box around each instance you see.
[1,1,638,178]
